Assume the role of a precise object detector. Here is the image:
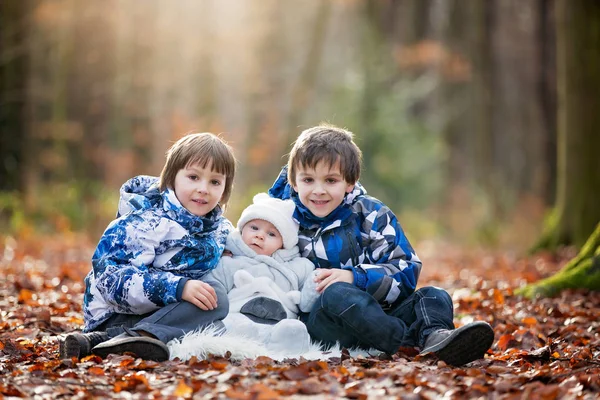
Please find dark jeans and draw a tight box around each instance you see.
[94,280,228,344]
[301,282,454,354]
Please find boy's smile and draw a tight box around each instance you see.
[292,161,354,218]
[173,162,225,217]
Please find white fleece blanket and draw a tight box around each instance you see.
[167,325,381,361]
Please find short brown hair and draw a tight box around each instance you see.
[287,124,362,187]
[159,133,236,206]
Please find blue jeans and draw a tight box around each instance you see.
[301,282,454,354]
[94,280,228,344]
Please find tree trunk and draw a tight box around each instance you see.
[518,223,600,298]
[0,0,30,191]
[532,0,600,251]
[471,0,501,222]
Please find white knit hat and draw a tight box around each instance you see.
[237,193,299,250]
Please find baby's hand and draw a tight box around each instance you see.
[222,250,233,257]
[182,280,218,310]
[314,269,354,293]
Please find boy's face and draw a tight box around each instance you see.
[173,161,226,217]
[292,160,354,218]
[241,219,283,256]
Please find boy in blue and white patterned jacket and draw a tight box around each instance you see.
[269,124,494,366]
[60,132,236,361]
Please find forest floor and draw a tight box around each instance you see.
[1,234,599,399]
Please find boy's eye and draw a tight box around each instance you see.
[302,177,313,183]
[211,179,222,186]
[188,175,198,180]
[326,178,338,184]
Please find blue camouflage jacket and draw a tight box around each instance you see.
[83,175,232,331]
[268,167,422,305]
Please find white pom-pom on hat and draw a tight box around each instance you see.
[237,193,299,249]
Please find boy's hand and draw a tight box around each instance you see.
[314,269,354,293]
[182,280,218,310]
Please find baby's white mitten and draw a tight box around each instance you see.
[299,270,321,312]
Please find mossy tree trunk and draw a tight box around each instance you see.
[518,223,600,297]
[521,0,600,298]
[532,0,600,252]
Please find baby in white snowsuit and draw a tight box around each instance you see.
[206,193,319,354]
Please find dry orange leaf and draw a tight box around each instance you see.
[88,366,105,375]
[497,334,516,351]
[173,379,193,397]
[249,383,281,400]
[281,365,310,381]
[17,289,33,303]
[493,289,505,305]
[224,388,250,399]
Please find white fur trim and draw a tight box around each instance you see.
[167,325,382,362]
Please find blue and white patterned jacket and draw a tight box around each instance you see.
[83,175,233,331]
[268,167,422,306]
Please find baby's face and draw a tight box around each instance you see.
[241,219,283,256]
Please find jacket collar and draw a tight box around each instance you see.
[290,189,353,230]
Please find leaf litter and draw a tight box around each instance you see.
[1,236,599,399]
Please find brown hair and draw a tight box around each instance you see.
[287,124,362,187]
[159,133,236,206]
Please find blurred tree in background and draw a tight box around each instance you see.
[2,0,593,254]
[518,0,600,297]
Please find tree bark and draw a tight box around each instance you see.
[0,0,31,191]
[532,0,600,251]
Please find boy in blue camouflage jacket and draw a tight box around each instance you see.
[269,124,494,366]
[60,133,236,361]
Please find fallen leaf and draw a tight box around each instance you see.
[281,365,310,381]
[173,379,193,397]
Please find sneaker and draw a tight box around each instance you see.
[59,331,110,359]
[91,327,169,361]
[419,321,494,366]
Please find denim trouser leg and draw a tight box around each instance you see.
[96,280,229,344]
[388,285,454,348]
[303,282,454,354]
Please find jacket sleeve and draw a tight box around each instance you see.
[282,257,314,290]
[286,257,319,313]
[91,215,183,315]
[299,270,320,313]
[343,202,422,305]
[202,258,236,292]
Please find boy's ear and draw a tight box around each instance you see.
[345,182,355,193]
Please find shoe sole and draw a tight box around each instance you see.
[420,322,494,366]
[92,336,169,362]
[60,335,89,359]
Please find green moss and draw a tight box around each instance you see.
[518,223,600,298]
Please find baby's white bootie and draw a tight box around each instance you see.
[266,319,310,355]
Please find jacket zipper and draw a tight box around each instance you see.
[312,227,323,269]
[346,230,359,266]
